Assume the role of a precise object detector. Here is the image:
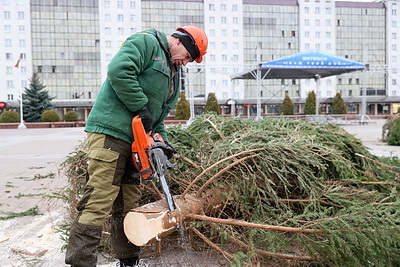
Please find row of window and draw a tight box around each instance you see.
[103,14,137,22]
[303,7,332,15]
[3,11,25,19]
[103,1,136,9]
[208,16,240,24]
[4,39,26,47]
[208,4,238,12]
[3,25,25,32]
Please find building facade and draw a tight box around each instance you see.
[1,0,399,120]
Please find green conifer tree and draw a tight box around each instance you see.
[281,95,294,115]
[304,91,316,115]
[23,72,54,122]
[175,93,190,120]
[204,92,220,114]
[332,92,348,114]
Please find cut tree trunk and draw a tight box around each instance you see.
[124,188,224,246]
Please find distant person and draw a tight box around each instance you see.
[65,26,208,267]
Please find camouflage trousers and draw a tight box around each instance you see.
[65,132,142,267]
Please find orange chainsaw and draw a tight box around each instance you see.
[131,115,176,211]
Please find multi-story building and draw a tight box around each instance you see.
[1,0,399,120]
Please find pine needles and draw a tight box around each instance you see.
[167,114,400,266]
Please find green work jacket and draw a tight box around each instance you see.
[85,29,180,143]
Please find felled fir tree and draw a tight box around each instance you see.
[23,72,54,122]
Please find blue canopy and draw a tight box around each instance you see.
[232,50,365,80]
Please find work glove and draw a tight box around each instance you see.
[164,142,177,160]
[137,109,153,133]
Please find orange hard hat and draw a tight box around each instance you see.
[176,26,208,63]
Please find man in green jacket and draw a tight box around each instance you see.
[65,26,208,267]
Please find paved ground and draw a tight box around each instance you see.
[0,120,398,267]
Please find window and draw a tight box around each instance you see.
[326,8,331,14]
[209,4,215,11]
[105,27,111,34]
[5,39,11,46]
[130,1,135,8]
[222,42,227,49]
[7,80,13,88]
[210,42,216,49]
[233,55,239,61]
[106,41,111,47]
[7,94,13,101]
[117,1,123,8]
[304,7,309,13]
[19,39,25,47]
[105,14,111,21]
[210,29,215,36]
[232,5,238,11]
[315,7,320,14]
[221,4,226,11]
[6,53,12,60]
[315,19,320,26]
[326,43,331,50]
[118,28,124,35]
[393,44,397,51]
[209,17,215,23]
[305,31,310,37]
[222,55,227,61]
[20,53,26,59]
[315,32,320,38]
[52,66,56,73]
[233,30,238,36]
[4,11,11,19]
[117,14,123,22]
[104,1,110,8]
[95,40,100,46]
[233,17,239,24]
[38,66,42,73]
[233,42,239,49]
[130,15,136,22]
[19,25,25,32]
[211,80,216,86]
[305,19,310,25]
[393,33,397,39]
[221,29,227,36]
[6,67,13,74]
[326,19,331,26]
[393,79,397,85]
[18,12,24,19]
[210,55,215,61]
[221,17,227,24]
[4,25,11,32]
[326,31,331,38]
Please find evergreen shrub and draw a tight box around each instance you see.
[387,118,400,145]
[41,110,60,122]
[281,95,294,115]
[204,93,220,114]
[64,110,79,122]
[0,111,20,123]
[174,93,190,120]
